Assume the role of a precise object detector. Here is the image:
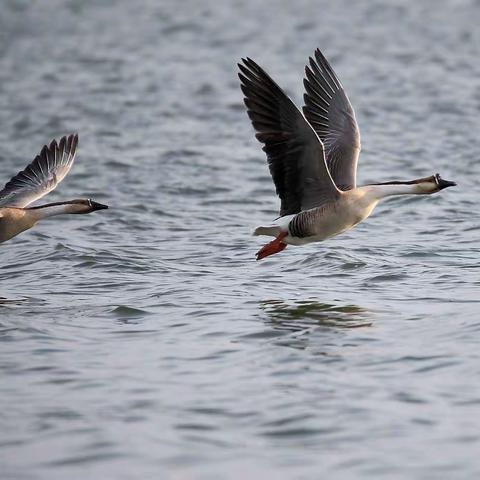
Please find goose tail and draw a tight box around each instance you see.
[253,225,282,237]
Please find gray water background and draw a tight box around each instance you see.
[0,0,479,478]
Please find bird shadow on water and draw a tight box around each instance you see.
[256,299,374,350]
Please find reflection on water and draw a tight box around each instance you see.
[0,296,29,306]
[260,299,373,333]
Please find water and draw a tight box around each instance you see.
[0,0,479,478]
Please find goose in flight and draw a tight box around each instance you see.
[238,49,456,260]
[0,134,108,244]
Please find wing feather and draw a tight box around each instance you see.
[0,134,78,208]
[303,49,361,191]
[239,57,340,217]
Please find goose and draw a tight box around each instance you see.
[0,134,108,244]
[238,49,456,260]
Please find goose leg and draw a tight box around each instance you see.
[255,232,288,261]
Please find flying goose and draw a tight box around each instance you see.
[238,49,456,260]
[0,134,108,244]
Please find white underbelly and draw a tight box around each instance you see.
[284,204,375,246]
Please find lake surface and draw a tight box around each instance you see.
[1,0,479,478]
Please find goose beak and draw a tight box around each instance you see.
[90,201,109,211]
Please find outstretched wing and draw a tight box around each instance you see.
[303,49,361,191]
[0,134,78,208]
[239,57,340,217]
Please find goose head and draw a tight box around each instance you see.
[65,199,109,214]
[417,174,456,194]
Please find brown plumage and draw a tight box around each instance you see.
[0,135,108,244]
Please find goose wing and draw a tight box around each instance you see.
[302,49,361,191]
[0,134,78,208]
[238,57,340,217]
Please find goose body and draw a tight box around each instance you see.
[257,186,378,246]
[0,208,37,243]
[0,134,108,244]
[238,50,456,260]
